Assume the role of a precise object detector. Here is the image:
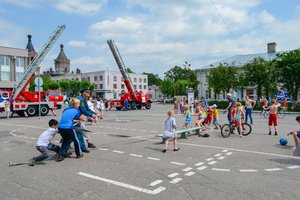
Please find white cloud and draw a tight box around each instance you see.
[54,0,106,15]
[67,40,88,48]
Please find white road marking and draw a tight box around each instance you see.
[222,150,229,152]
[182,167,193,172]
[129,154,143,158]
[197,166,208,171]
[98,148,108,151]
[212,168,230,172]
[147,157,160,161]
[208,161,217,165]
[30,137,35,140]
[170,178,182,184]
[217,156,225,160]
[149,180,163,187]
[226,152,233,155]
[78,172,165,195]
[195,162,205,166]
[287,165,300,169]
[168,173,179,178]
[214,154,222,157]
[140,130,146,132]
[239,169,258,172]
[112,150,124,154]
[130,129,137,131]
[184,172,196,176]
[150,131,159,133]
[264,168,283,172]
[205,158,214,161]
[170,162,186,166]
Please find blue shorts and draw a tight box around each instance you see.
[213,118,219,125]
[297,132,300,138]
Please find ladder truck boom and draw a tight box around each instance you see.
[107,40,137,101]
[12,25,66,100]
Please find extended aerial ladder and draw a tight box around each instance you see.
[12,25,66,101]
[107,40,138,101]
[107,39,152,110]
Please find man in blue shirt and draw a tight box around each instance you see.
[76,88,97,151]
[225,93,235,124]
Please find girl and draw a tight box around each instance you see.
[183,105,192,135]
[163,110,179,153]
[234,102,245,138]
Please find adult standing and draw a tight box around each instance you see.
[77,88,97,150]
[245,95,256,125]
[225,93,235,124]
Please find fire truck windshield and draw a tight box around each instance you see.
[49,92,61,96]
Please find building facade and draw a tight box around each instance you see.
[52,70,148,100]
[196,43,279,100]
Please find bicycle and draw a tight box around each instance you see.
[263,107,286,119]
[221,121,252,138]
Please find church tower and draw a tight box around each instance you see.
[26,34,37,62]
[55,44,70,75]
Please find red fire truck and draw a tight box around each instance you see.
[0,25,65,117]
[107,40,152,110]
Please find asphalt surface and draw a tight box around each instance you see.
[0,103,299,200]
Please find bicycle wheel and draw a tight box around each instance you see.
[277,110,286,119]
[241,123,252,136]
[221,124,231,138]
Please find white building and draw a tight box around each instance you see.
[196,43,279,100]
[52,70,148,100]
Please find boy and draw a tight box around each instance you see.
[287,116,300,156]
[28,119,60,166]
[265,99,281,135]
[163,110,179,153]
[212,104,222,129]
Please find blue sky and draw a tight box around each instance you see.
[1,0,300,77]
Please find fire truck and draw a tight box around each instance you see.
[0,25,65,117]
[107,40,152,110]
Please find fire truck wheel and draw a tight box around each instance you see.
[131,102,137,110]
[145,102,151,109]
[40,105,49,116]
[136,103,142,109]
[27,106,37,116]
[116,107,122,111]
[127,103,132,110]
[16,111,25,117]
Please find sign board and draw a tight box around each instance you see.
[188,90,194,108]
[34,77,44,86]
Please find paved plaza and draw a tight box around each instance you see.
[0,103,299,200]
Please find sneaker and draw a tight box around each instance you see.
[82,149,90,153]
[162,149,167,153]
[214,127,218,130]
[76,154,84,159]
[269,132,271,135]
[28,159,36,166]
[88,143,96,148]
[240,135,243,138]
[274,132,278,136]
[173,148,180,151]
[64,151,73,158]
[56,155,65,162]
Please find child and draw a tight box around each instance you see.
[212,104,221,129]
[183,105,192,136]
[162,110,179,153]
[192,105,206,131]
[234,102,244,138]
[265,99,281,135]
[56,98,85,161]
[205,106,213,128]
[4,99,10,119]
[287,116,300,156]
[28,119,60,166]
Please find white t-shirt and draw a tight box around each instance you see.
[87,100,95,112]
[36,127,58,147]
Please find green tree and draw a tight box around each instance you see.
[48,82,59,90]
[207,64,239,94]
[142,72,162,86]
[125,67,134,73]
[69,80,81,97]
[274,49,300,100]
[159,78,175,96]
[58,80,70,92]
[164,66,197,82]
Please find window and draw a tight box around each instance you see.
[144,85,147,89]
[134,85,137,89]
[107,75,109,85]
[94,84,97,89]
[139,78,142,83]
[0,56,11,81]
[94,76,97,81]
[134,77,137,82]
[113,84,117,89]
[205,90,209,99]
[121,84,125,89]
[99,84,103,89]
[99,76,103,81]
[139,85,142,89]
[87,77,90,81]
[15,57,24,80]
[113,76,117,81]
[143,78,147,83]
